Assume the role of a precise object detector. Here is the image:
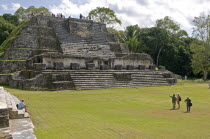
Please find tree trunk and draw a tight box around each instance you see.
[156,46,164,66]
[203,69,208,81]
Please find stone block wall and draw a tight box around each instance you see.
[86,63,95,70]
[68,19,93,37]
[10,72,76,90]
[112,53,153,69]
[0,60,26,74]
[0,75,10,86]
[70,63,80,70]
[109,43,129,54]
[0,109,9,128]
[3,15,60,61]
[61,43,116,58]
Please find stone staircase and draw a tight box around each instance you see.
[50,73,75,90]
[0,87,36,138]
[42,70,171,90]
[51,19,82,44]
[0,87,29,119]
[70,70,170,90]
[51,18,109,45]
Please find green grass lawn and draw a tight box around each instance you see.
[4,80,210,139]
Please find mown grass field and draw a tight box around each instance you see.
[4,80,210,139]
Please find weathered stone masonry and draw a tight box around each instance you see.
[0,15,177,90]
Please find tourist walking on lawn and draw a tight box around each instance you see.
[177,93,181,109]
[185,97,192,112]
[169,94,177,110]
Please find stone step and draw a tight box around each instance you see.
[0,88,30,119]
[72,80,113,82]
[78,84,168,90]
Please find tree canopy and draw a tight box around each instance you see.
[0,17,16,45]
[191,15,210,80]
[87,7,121,28]
[1,14,20,26]
[15,6,50,20]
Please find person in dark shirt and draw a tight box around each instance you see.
[80,14,83,19]
[185,97,192,112]
[170,94,177,110]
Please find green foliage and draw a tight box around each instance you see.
[123,25,141,53]
[138,27,169,61]
[126,37,140,53]
[156,16,180,34]
[5,81,210,138]
[0,19,30,57]
[190,41,210,80]
[191,15,210,80]
[0,17,16,45]
[15,6,50,20]
[2,13,20,26]
[118,16,191,76]
[87,7,121,28]
[107,28,124,43]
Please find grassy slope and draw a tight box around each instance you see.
[4,80,210,139]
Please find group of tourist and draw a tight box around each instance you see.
[50,13,86,20]
[52,13,65,18]
[170,93,192,112]
[28,11,45,18]
[28,11,87,20]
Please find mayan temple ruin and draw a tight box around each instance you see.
[0,15,176,90]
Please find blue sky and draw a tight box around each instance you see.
[0,0,209,35]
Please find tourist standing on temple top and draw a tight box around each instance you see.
[169,94,177,110]
[80,14,83,19]
[185,97,192,112]
[176,93,181,109]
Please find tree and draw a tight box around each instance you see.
[123,25,141,53]
[191,15,210,80]
[155,16,188,66]
[138,27,169,64]
[87,7,121,28]
[15,6,50,20]
[0,17,16,45]
[2,14,20,26]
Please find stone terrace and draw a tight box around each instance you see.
[0,87,36,138]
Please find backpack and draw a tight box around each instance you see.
[190,102,192,106]
[179,97,181,101]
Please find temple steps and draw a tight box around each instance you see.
[68,70,170,90]
[0,87,29,119]
[51,18,109,45]
[41,70,171,90]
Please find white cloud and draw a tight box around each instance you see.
[49,0,210,35]
[1,4,8,10]
[11,3,21,11]
[1,3,21,12]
